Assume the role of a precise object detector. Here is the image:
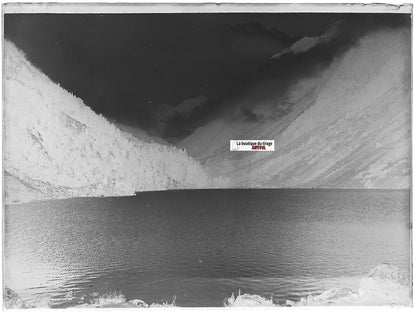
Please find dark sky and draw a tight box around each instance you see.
[4,13,410,141]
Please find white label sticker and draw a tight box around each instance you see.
[230,140,275,151]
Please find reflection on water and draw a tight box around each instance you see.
[4,189,411,307]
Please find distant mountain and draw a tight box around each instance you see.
[4,24,410,205]
[3,41,229,204]
[179,27,411,189]
[112,121,170,146]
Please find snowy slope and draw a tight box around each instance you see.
[180,28,411,189]
[3,41,229,204]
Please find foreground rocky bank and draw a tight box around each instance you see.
[4,264,411,308]
[226,264,411,307]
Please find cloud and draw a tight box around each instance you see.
[241,108,262,122]
[156,95,208,135]
[216,14,410,125]
[271,22,340,59]
[175,95,207,116]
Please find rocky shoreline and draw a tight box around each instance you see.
[5,263,410,309]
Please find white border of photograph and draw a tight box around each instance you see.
[1,1,413,312]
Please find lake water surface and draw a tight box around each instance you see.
[4,189,411,307]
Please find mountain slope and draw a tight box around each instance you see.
[3,41,229,204]
[180,28,411,189]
